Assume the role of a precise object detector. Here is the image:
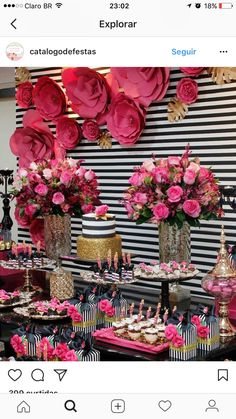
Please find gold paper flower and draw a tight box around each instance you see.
[97,131,112,149]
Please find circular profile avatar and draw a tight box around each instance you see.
[6,42,24,61]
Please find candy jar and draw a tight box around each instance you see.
[201,225,236,338]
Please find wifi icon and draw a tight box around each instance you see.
[55,2,63,8]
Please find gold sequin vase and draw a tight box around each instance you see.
[159,221,191,263]
[50,267,74,300]
[44,214,71,262]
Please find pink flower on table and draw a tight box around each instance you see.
[33,76,66,120]
[25,204,38,217]
[53,343,68,360]
[172,334,185,348]
[111,67,170,107]
[82,120,101,141]
[14,207,31,227]
[168,156,181,166]
[10,335,26,356]
[82,204,94,214]
[99,299,110,312]
[10,110,54,168]
[67,305,82,323]
[60,170,73,185]
[62,67,110,120]
[95,205,109,217]
[183,199,201,218]
[106,306,115,318]
[16,82,34,108]
[165,324,178,341]
[56,116,81,150]
[176,78,198,105]
[12,290,20,297]
[106,93,145,145]
[183,169,196,185]
[84,169,96,181]
[142,159,155,172]
[63,350,79,361]
[152,203,169,221]
[52,192,65,205]
[167,185,183,203]
[129,172,142,187]
[133,192,148,205]
[43,168,52,180]
[34,184,48,196]
[197,325,210,338]
[191,315,201,326]
[180,67,205,77]
[29,218,45,249]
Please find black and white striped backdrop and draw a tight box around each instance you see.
[16,67,236,306]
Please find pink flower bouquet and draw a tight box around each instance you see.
[123,146,221,228]
[12,158,100,225]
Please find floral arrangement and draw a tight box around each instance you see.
[12,157,100,232]
[164,324,185,347]
[30,298,72,317]
[191,315,210,338]
[123,146,221,228]
[0,289,20,304]
[98,299,116,318]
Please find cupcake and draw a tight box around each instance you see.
[113,321,126,337]
[144,328,158,344]
[128,325,141,341]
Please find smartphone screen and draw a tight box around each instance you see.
[0,1,235,418]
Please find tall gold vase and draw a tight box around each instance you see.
[44,214,71,262]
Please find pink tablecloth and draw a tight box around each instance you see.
[0,251,24,291]
[93,328,169,354]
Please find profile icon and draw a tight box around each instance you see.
[6,42,24,61]
[205,400,219,412]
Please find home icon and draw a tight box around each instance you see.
[17,401,31,413]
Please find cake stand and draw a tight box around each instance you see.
[0,258,56,293]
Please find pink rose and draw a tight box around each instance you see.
[142,159,155,172]
[172,334,185,348]
[168,156,181,166]
[106,94,145,145]
[129,172,142,186]
[14,207,31,227]
[53,343,68,360]
[183,199,201,218]
[95,205,109,217]
[33,76,66,120]
[197,325,210,338]
[56,117,81,150]
[76,167,86,178]
[71,311,83,323]
[180,67,205,77]
[198,167,211,183]
[111,67,170,107]
[176,78,198,105]
[183,169,196,185]
[152,167,168,183]
[191,315,201,326]
[43,168,52,180]
[10,110,54,168]
[133,192,148,205]
[63,350,78,362]
[106,306,115,317]
[10,335,25,356]
[99,300,110,312]
[188,162,200,173]
[25,204,38,217]
[153,203,169,221]
[84,169,95,181]
[16,82,34,108]
[29,218,45,249]
[62,67,110,120]
[82,120,101,141]
[82,204,94,214]
[165,324,178,341]
[52,192,65,205]
[35,184,48,196]
[60,170,73,185]
[167,185,183,203]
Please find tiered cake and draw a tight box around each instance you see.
[77,209,122,261]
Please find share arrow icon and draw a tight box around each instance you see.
[54,369,67,382]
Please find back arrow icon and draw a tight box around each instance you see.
[11,19,17,29]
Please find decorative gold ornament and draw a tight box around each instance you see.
[167,97,188,122]
[15,67,31,85]
[50,267,74,301]
[207,67,236,85]
[210,225,236,278]
[97,131,112,149]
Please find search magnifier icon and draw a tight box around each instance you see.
[64,400,77,413]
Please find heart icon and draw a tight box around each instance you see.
[158,400,172,412]
[8,369,22,382]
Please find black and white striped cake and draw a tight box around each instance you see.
[82,213,116,239]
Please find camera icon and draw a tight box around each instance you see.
[195,3,201,8]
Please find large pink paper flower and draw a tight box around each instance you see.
[180,67,205,77]
[29,218,45,248]
[82,120,101,141]
[14,207,31,227]
[62,67,110,120]
[16,82,34,108]
[56,117,81,150]
[33,76,66,120]
[106,93,145,145]
[111,67,170,107]
[10,110,54,168]
[176,78,198,105]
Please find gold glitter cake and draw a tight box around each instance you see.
[77,212,122,261]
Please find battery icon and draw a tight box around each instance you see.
[219,2,233,8]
